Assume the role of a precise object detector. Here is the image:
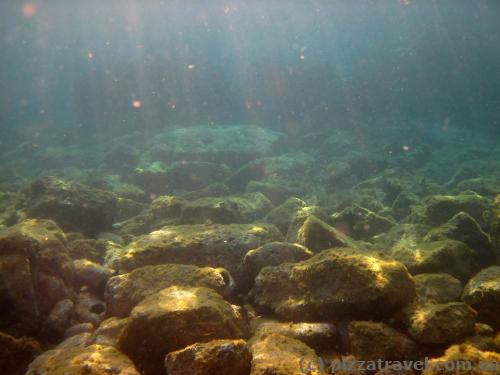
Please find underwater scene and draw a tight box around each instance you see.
[1,1,500,374]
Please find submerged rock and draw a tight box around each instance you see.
[347,320,419,361]
[249,333,324,375]
[118,286,249,375]
[241,242,313,290]
[105,264,233,317]
[462,266,500,329]
[421,344,500,375]
[391,240,480,281]
[179,192,273,224]
[252,319,338,353]
[73,259,114,296]
[26,344,140,375]
[286,214,360,253]
[165,339,251,375]
[0,219,74,337]
[424,211,496,267]
[119,223,282,286]
[414,273,463,303]
[24,176,118,237]
[413,191,491,229]
[0,331,42,375]
[403,302,477,344]
[264,197,307,234]
[253,249,415,321]
[331,205,396,240]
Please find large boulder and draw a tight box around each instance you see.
[241,242,313,291]
[462,266,500,329]
[421,344,500,375]
[347,320,419,361]
[26,344,140,375]
[331,205,396,240]
[424,212,496,267]
[391,240,480,281]
[24,177,117,236]
[403,302,477,344]
[179,193,273,224]
[249,333,324,375]
[105,264,234,317]
[118,223,282,286]
[118,286,249,375]
[252,249,415,321]
[414,273,463,304]
[252,319,338,353]
[286,215,360,253]
[0,219,74,337]
[413,191,491,229]
[0,331,42,375]
[165,339,251,375]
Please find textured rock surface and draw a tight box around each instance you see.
[105,264,233,317]
[118,223,283,286]
[249,333,324,375]
[118,286,249,375]
[347,320,419,361]
[0,219,74,337]
[26,344,140,375]
[414,273,463,303]
[421,344,500,375]
[24,176,117,236]
[391,240,480,281]
[404,302,477,344]
[165,339,251,375]
[0,331,42,375]
[253,249,415,321]
[462,266,500,328]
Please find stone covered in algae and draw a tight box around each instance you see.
[403,302,477,345]
[391,240,480,281]
[24,176,118,237]
[249,332,324,375]
[421,344,500,375]
[462,266,500,329]
[105,263,233,317]
[165,339,251,375]
[347,320,419,361]
[252,248,415,321]
[118,286,249,375]
[414,273,463,304]
[26,344,140,375]
[0,219,74,337]
[118,223,283,286]
[0,331,42,375]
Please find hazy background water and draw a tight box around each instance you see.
[1,0,499,152]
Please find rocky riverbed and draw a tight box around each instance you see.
[1,124,500,375]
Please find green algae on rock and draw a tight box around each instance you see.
[462,266,500,329]
[118,286,249,375]
[252,248,415,321]
[26,344,140,375]
[165,339,251,375]
[105,264,234,317]
[118,223,283,286]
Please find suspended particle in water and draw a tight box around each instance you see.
[187,64,196,70]
[402,145,410,151]
[87,51,94,60]
[22,3,37,18]
[131,100,142,109]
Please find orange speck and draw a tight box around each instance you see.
[22,3,37,18]
[132,100,142,109]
